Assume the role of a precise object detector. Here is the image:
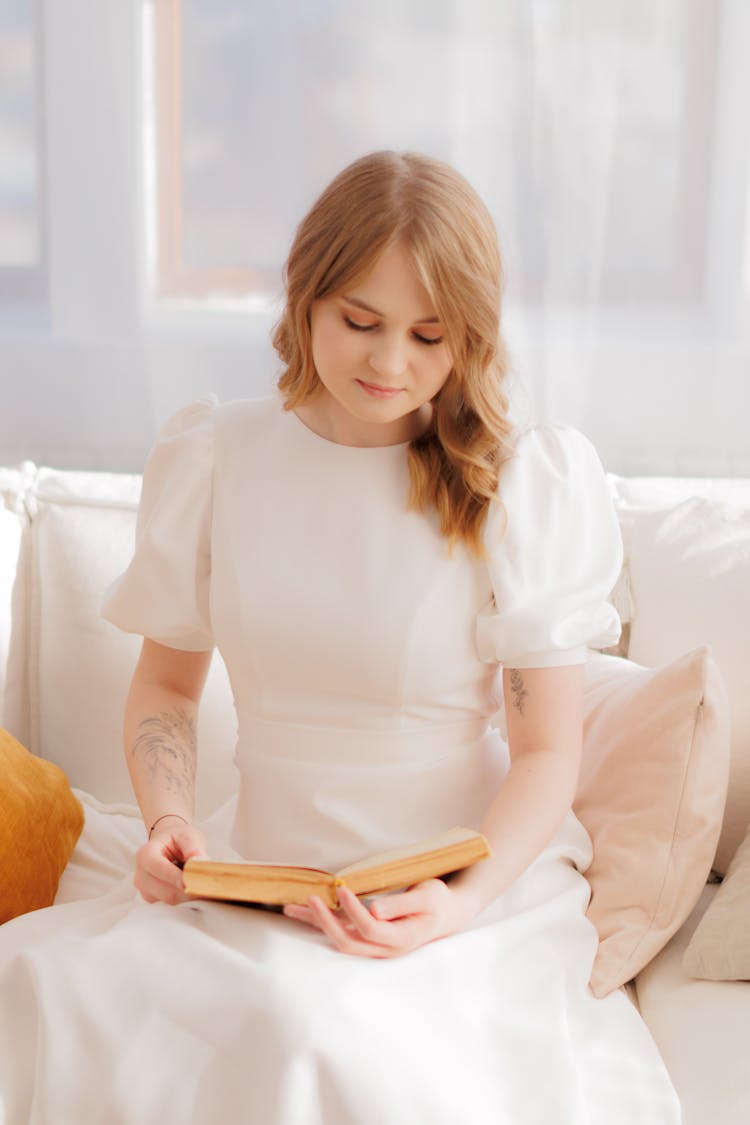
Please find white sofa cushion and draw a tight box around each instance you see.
[635,884,750,1125]
[4,467,237,820]
[0,467,29,722]
[621,494,750,875]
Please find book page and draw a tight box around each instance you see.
[336,826,480,878]
[182,861,339,908]
[185,860,332,878]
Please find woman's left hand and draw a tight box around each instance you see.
[282,879,478,958]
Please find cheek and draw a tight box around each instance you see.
[426,347,453,390]
[312,316,358,373]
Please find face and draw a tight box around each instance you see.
[303,241,453,446]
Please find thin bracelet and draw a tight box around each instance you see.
[148,813,189,839]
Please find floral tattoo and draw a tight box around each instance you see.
[132,708,197,797]
[509,669,529,716]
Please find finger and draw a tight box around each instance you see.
[284,895,361,924]
[151,851,187,890]
[337,887,396,943]
[170,828,209,864]
[137,852,184,891]
[143,831,208,888]
[284,899,352,930]
[134,868,188,906]
[282,903,317,925]
[136,845,187,895]
[369,890,423,921]
[135,858,183,896]
[159,837,208,870]
[307,897,387,957]
[327,897,435,957]
[370,880,448,920]
[284,894,417,957]
[285,890,448,954]
[308,898,433,958]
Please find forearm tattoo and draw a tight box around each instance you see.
[132,708,197,797]
[509,669,529,716]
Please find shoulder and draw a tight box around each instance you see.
[142,396,215,475]
[214,394,280,424]
[213,394,286,443]
[153,395,284,466]
[155,394,217,440]
[501,423,606,487]
[486,423,616,549]
[158,394,281,438]
[494,424,610,516]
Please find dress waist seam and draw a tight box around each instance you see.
[234,715,493,767]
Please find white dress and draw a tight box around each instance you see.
[0,396,681,1125]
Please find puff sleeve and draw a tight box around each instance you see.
[101,398,216,651]
[476,425,623,668]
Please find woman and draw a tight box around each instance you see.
[0,151,680,1123]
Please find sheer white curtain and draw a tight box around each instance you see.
[492,1,744,456]
[0,0,748,473]
[161,0,750,471]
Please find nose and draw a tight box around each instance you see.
[368,334,408,380]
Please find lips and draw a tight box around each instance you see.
[356,379,403,399]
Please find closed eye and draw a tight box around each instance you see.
[343,315,375,332]
[343,315,443,346]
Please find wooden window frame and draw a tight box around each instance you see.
[150,0,746,325]
[152,0,267,299]
[0,0,47,302]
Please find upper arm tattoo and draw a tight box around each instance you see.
[132,707,197,796]
[508,669,529,717]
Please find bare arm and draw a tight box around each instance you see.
[126,638,213,903]
[448,663,585,915]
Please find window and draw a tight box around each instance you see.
[147,0,722,310]
[0,0,45,300]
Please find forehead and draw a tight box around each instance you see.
[345,242,436,308]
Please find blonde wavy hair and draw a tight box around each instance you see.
[273,151,514,557]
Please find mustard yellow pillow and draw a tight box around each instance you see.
[1,728,84,922]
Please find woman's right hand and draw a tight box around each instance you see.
[134,816,209,905]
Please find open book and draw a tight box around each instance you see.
[182,826,491,909]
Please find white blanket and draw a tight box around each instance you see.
[0,795,680,1125]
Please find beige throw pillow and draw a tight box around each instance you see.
[682,822,750,981]
[576,648,730,998]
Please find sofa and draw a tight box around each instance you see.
[0,453,748,1124]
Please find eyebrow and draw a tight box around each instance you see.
[342,295,441,325]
